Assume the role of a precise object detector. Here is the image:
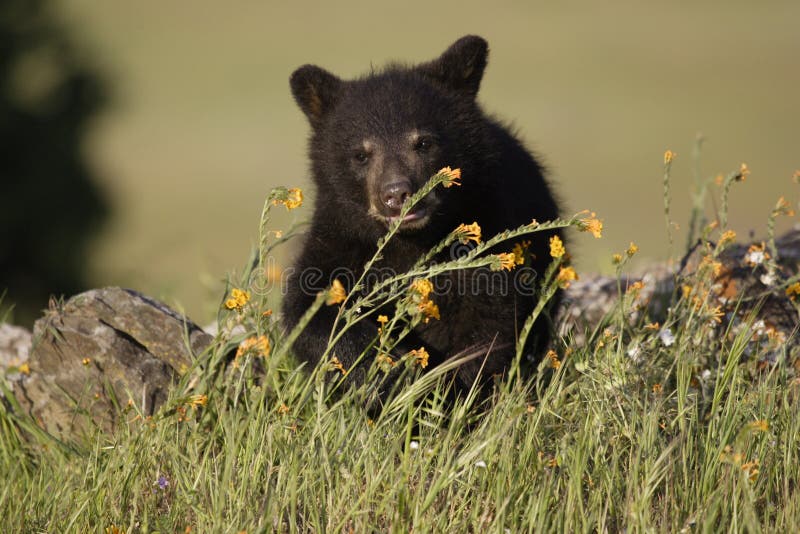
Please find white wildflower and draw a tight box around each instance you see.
[659,327,676,347]
[409,440,419,451]
[474,460,487,469]
[744,249,766,266]
[626,344,641,362]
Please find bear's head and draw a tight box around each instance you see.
[290,36,491,241]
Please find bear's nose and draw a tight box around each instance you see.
[380,181,412,212]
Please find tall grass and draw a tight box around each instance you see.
[1,163,799,532]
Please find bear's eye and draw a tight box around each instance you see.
[353,150,370,164]
[414,137,434,152]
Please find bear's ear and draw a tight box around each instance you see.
[290,65,342,125]
[417,35,488,99]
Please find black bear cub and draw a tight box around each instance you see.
[283,35,561,395]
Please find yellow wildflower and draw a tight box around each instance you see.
[664,150,675,164]
[699,256,723,277]
[741,459,760,482]
[749,419,769,433]
[326,279,347,305]
[272,187,303,210]
[787,282,800,300]
[277,403,290,416]
[549,235,565,258]
[377,315,388,325]
[18,362,30,376]
[494,252,517,271]
[82,358,91,366]
[627,280,645,295]
[626,242,639,257]
[376,353,396,369]
[652,383,663,394]
[329,356,346,375]
[719,230,737,245]
[236,335,271,358]
[409,279,440,322]
[419,299,440,322]
[439,166,462,188]
[579,212,603,238]
[682,284,693,299]
[410,347,430,368]
[224,288,251,310]
[738,163,750,181]
[775,196,795,217]
[454,221,481,244]
[411,278,433,298]
[720,445,744,465]
[556,266,578,289]
[612,253,623,265]
[511,240,531,265]
[187,394,208,408]
[645,322,660,330]
[546,349,561,370]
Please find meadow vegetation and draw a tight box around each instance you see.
[2,155,799,532]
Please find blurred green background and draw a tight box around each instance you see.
[3,0,798,326]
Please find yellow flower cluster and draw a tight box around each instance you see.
[376,353,396,370]
[492,252,517,271]
[545,349,561,370]
[326,279,347,305]
[410,279,440,322]
[511,240,531,266]
[720,445,759,482]
[236,335,271,359]
[410,347,430,368]
[749,419,769,433]
[738,163,750,181]
[719,230,737,245]
[664,150,675,164]
[775,196,795,217]
[549,235,565,258]
[786,282,800,300]
[187,394,208,408]
[578,212,603,239]
[455,221,481,244]
[556,266,578,289]
[272,187,304,210]
[329,356,346,375]
[225,288,251,310]
[439,166,462,188]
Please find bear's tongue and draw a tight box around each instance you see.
[388,206,425,222]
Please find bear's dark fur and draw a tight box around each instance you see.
[283,36,561,394]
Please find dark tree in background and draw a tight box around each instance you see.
[0,0,109,325]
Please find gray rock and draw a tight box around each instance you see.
[0,323,32,366]
[0,323,32,386]
[10,287,212,439]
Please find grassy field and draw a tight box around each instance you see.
[2,164,799,531]
[39,0,800,325]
